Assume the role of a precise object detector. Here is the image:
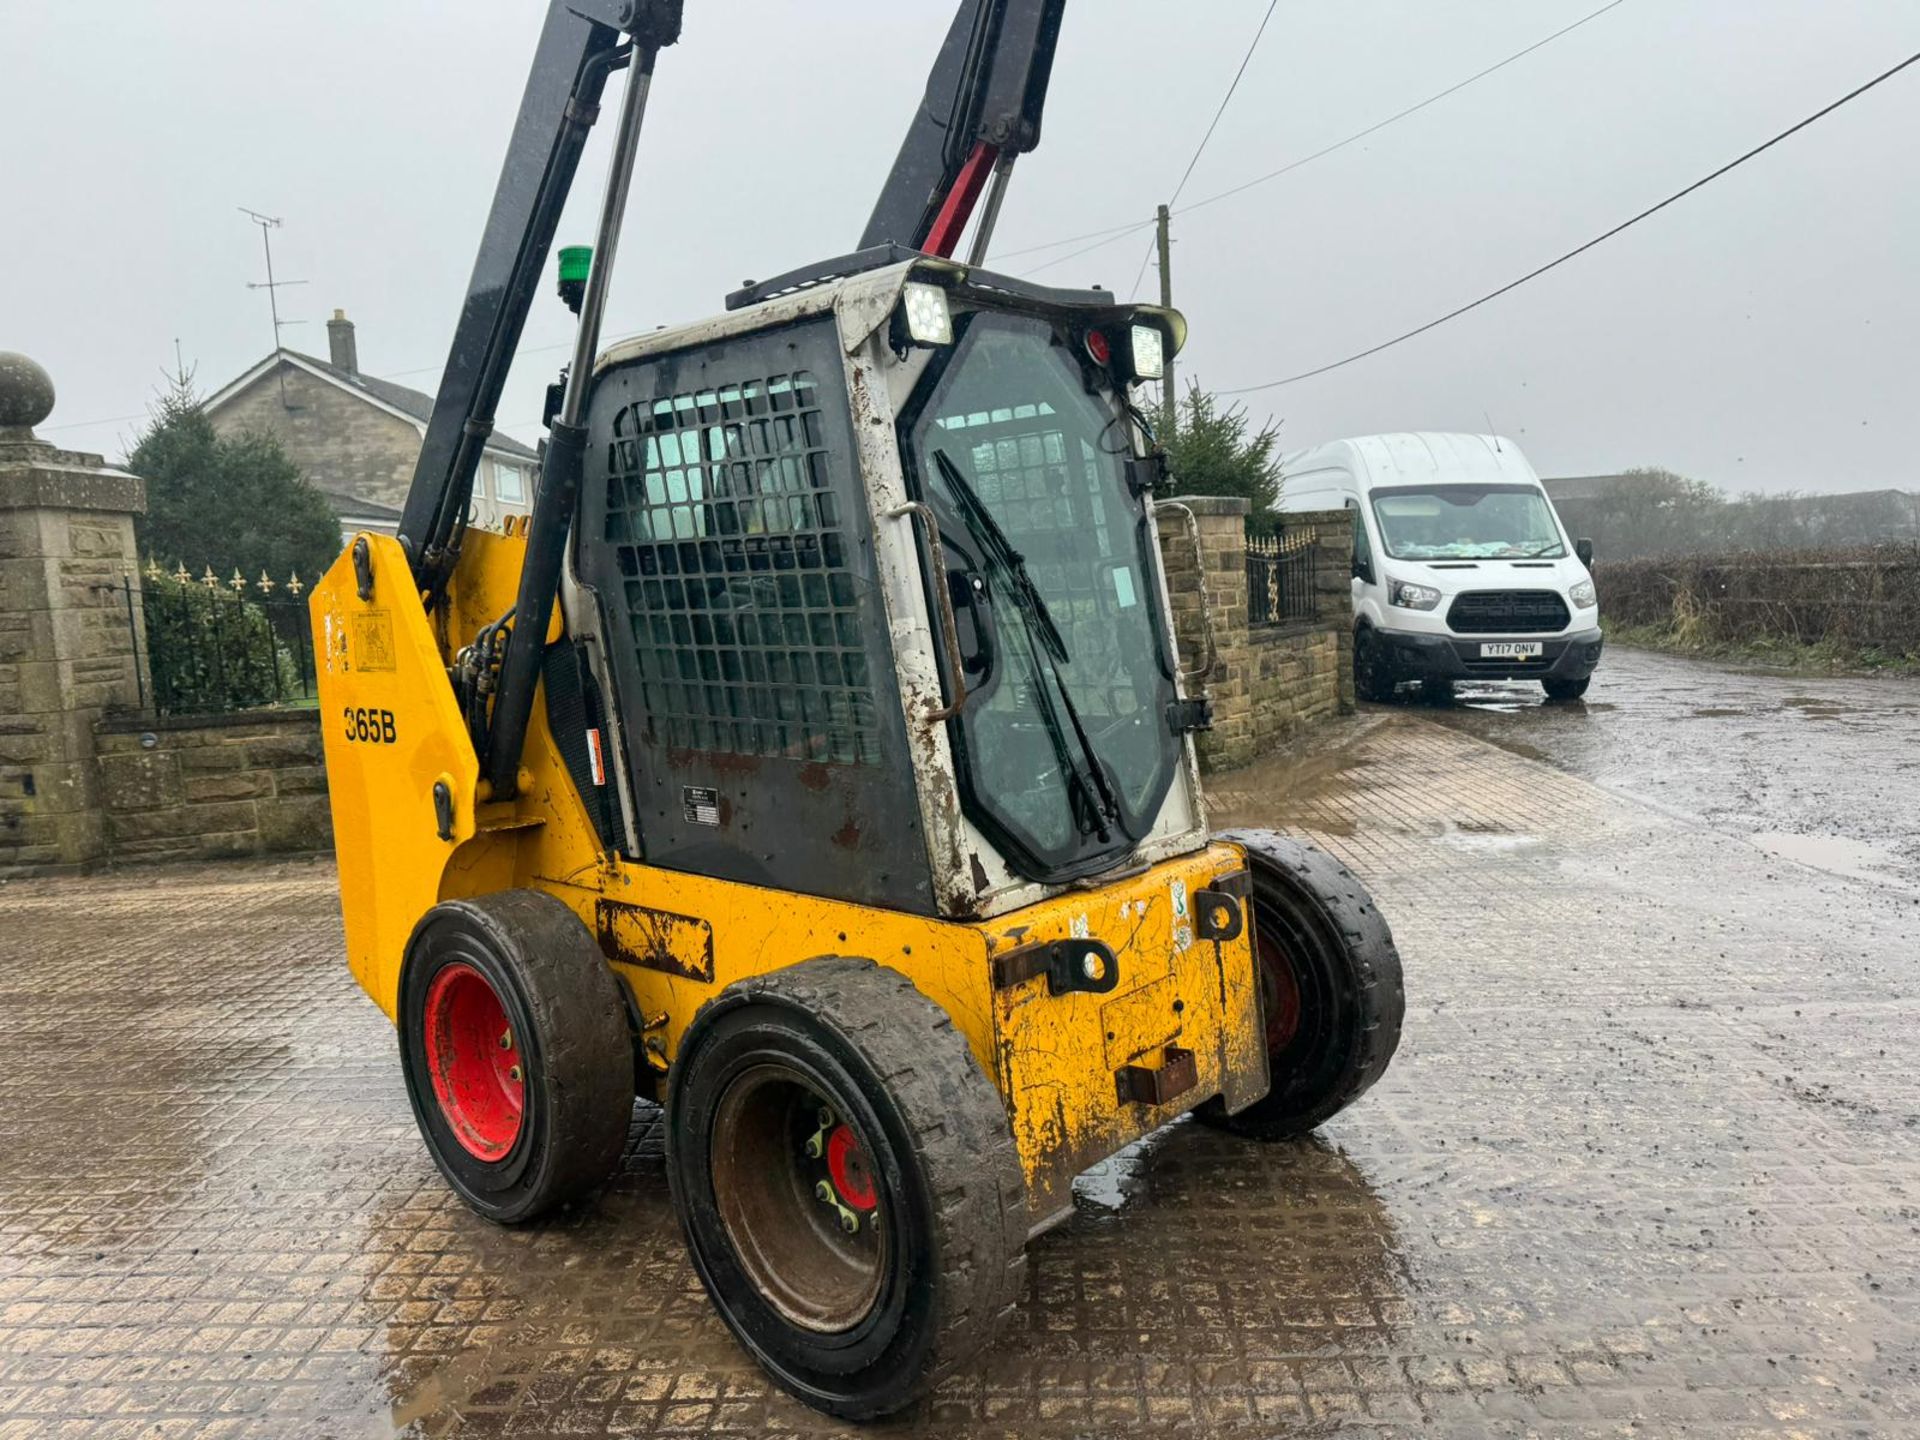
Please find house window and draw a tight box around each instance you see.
[494,462,527,505]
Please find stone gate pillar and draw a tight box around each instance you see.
[0,352,147,875]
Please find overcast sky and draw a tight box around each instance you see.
[6,0,1916,495]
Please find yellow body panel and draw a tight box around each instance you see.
[312,532,1265,1218]
[311,533,482,1011]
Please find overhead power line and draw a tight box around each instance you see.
[1126,0,1281,298]
[1170,0,1281,210]
[1221,48,1920,394]
[42,410,149,434]
[1014,0,1626,280]
[1022,219,1159,278]
[1179,0,1627,219]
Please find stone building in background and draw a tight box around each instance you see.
[201,310,539,542]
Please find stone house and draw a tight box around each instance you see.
[202,310,539,543]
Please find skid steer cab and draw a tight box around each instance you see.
[310,0,1402,1421]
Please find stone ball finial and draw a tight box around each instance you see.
[0,352,57,431]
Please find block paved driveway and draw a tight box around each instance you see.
[2,708,1917,1438]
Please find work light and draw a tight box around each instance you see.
[900,282,953,346]
[1129,323,1165,380]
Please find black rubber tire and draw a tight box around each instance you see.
[398,889,634,1224]
[1354,626,1397,703]
[666,957,1026,1421]
[1197,831,1404,1141]
[1543,675,1591,701]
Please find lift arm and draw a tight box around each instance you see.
[859,0,1067,258]
[393,0,680,802]
[401,0,1063,803]
[398,0,681,599]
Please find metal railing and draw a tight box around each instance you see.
[128,562,318,717]
[1246,529,1317,627]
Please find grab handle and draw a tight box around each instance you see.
[1152,499,1218,683]
[886,501,969,721]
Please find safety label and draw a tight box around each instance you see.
[682,785,721,826]
[349,611,396,672]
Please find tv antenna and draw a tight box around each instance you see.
[239,207,307,408]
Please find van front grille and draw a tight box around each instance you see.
[1446,589,1570,634]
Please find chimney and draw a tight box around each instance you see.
[327,309,359,376]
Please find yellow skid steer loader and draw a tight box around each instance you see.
[311,0,1403,1418]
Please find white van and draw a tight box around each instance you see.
[1275,433,1603,701]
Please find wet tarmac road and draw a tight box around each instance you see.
[1417,644,1920,892]
[4,693,1920,1437]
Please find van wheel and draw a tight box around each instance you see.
[1353,628,1396,703]
[667,958,1026,1420]
[1197,832,1404,1140]
[1542,676,1590,701]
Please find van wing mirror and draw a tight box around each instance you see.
[1351,553,1373,584]
[1575,537,1594,568]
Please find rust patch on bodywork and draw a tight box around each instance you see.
[596,899,715,983]
[665,747,761,778]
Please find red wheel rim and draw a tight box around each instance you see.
[423,962,524,1161]
[826,1124,878,1211]
[1256,921,1303,1051]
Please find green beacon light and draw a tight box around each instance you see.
[557,245,592,315]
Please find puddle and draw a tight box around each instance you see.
[1782,696,1859,718]
[1691,707,1748,719]
[1070,1121,1184,1214]
[1750,831,1904,885]
[1073,1147,1148,1213]
[1436,822,1542,854]
[1204,723,1380,830]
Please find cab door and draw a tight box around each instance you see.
[575,317,935,914]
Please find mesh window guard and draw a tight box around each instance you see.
[602,371,881,765]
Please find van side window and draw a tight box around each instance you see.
[1347,498,1374,579]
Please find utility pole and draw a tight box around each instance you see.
[1155,204,1175,436]
[238,207,307,409]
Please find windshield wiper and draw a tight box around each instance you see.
[931,449,1069,664]
[930,448,1123,838]
[1512,541,1565,558]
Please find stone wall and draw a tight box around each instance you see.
[1155,497,1354,771]
[3,352,333,877]
[93,711,331,863]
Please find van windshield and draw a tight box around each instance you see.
[1369,484,1566,560]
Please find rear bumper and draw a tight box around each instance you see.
[1377,626,1604,683]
